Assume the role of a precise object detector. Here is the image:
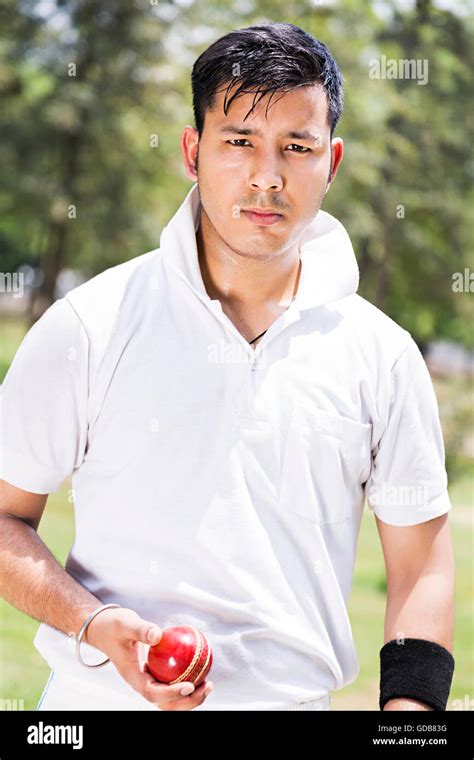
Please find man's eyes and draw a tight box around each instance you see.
[226,139,311,153]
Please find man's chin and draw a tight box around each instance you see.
[224,235,290,261]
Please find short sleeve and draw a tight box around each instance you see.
[0,298,89,494]
[365,337,452,526]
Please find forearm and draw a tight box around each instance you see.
[384,572,455,650]
[0,514,102,641]
[382,572,455,711]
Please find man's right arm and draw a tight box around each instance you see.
[0,479,213,710]
[0,478,103,638]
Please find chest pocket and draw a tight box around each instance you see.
[278,403,372,525]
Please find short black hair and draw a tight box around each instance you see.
[191,22,344,138]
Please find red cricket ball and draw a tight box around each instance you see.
[146,625,213,687]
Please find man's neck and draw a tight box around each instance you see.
[196,212,301,310]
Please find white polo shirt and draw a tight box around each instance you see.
[0,183,451,710]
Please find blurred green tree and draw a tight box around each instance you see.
[0,0,472,347]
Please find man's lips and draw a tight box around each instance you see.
[244,207,283,214]
[241,208,285,226]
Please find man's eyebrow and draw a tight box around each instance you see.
[218,125,321,141]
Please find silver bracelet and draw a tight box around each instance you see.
[76,603,123,668]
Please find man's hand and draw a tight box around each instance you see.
[85,607,214,710]
[384,698,434,711]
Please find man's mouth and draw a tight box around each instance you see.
[241,208,284,226]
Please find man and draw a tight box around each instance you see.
[0,22,454,712]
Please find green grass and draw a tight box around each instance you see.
[0,483,76,710]
[0,316,472,710]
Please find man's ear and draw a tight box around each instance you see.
[325,137,344,193]
[181,125,200,181]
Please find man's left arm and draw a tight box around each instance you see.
[375,512,455,711]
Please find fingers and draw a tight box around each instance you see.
[103,608,213,710]
[141,675,200,705]
[138,670,214,710]
[155,680,215,711]
[115,661,173,699]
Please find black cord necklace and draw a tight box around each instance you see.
[248,329,268,345]
[247,259,301,345]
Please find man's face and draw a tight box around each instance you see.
[182,82,343,262]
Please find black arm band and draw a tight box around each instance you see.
[379,638,455,711]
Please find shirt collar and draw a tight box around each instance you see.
[159,183,359,311]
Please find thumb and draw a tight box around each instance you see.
[123,614,162,645]
[144,623,162,645]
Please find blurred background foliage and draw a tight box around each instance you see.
[0,0,472,343]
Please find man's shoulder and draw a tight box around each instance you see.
[337,293,413,365]
[64,247,160,334]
